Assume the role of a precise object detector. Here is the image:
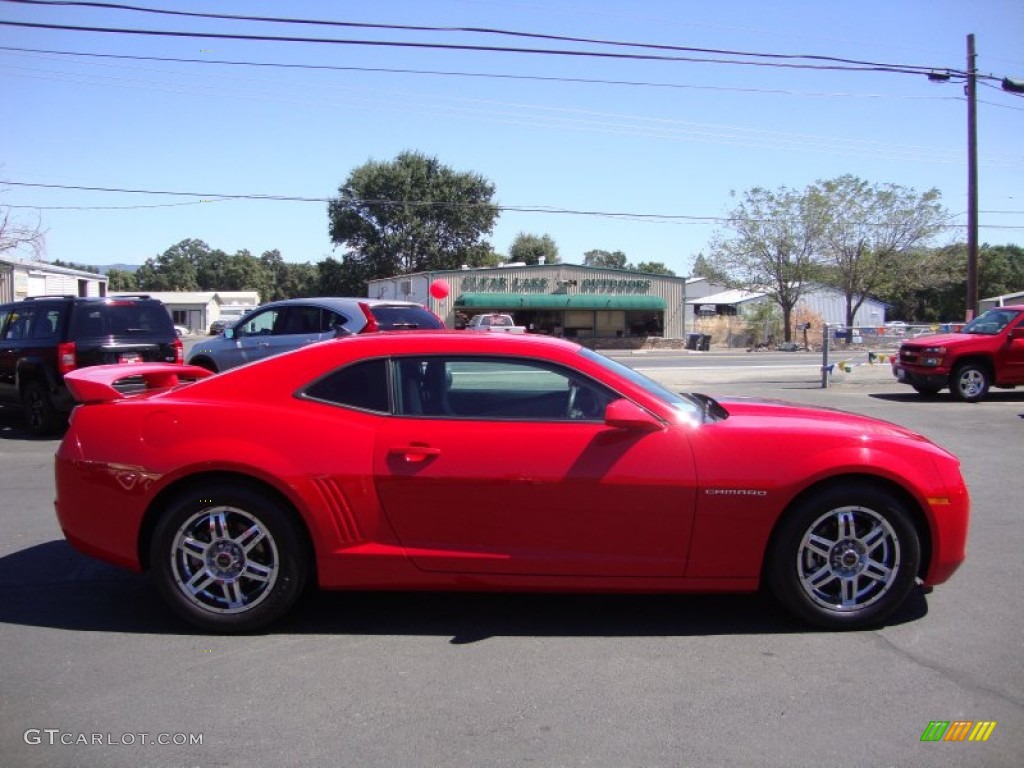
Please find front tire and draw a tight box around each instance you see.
[767,485,920,630]
[151,484,309,633]
[950,362,989,402]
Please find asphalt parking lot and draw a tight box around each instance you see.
[1,359,1021,768]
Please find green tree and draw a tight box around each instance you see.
[509,232,560,265]
[882,243,1024,322]
[691,252,728,283]
[980,243,1024,299]
[317,255,370,297]
[811,175,947,329]
[106,268,138,292]
[632,260,676,276]
[136,239,203,291]
[327,151,500,278]
[583,249,627,269]
[707,186,825,342]
[262,249,318,300]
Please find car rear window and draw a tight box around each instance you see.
[370,305,444,330]
[70,301,175,337]
[304,359,390,413]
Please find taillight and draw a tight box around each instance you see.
[358,302,380,333]
[57,341,77,374]
[173,338,184,364]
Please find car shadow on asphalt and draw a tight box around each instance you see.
[0,408,64,442]
[0,540,930,641]
[867,391,1024,403]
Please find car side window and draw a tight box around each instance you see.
[322,310,348,333]
[394,356,614,421]
[0,307,12,339]
[4,307,35,340]
[237,309,277,337]
[303,359,390,413]
[30,308,62,339]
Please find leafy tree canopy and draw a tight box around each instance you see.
[509,232,560,264]
[707,185,824,340]
[810,174,947,327]
[583,249,675,275]
[328,151,500,281]
[583,249,627,269]
[632,261,676,276]
[133,239,319,301]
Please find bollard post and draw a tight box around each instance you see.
[821,325,830,388]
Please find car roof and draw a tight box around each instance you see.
[249,297,426,311]
[329,329,582,355]
[11,294,160,304]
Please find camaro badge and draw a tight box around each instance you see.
[705,489,768,496]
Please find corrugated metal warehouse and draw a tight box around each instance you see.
[368,263,689,340]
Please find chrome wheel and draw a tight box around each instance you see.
[767,485,920,629]
[952,363,989,402]
[169,506,280,614]
[152,484,308,632]
[797,506,899,612]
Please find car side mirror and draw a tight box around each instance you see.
[604,398,663,432]
[223,328,235,340]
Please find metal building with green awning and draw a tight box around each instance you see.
[368,263,688,340]
[455,293,667,311]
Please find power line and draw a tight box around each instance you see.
[0,0,980,77]
[0,45,966,101]
[6,181,1022,229]
[0,18,997,78]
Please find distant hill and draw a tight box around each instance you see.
[98,263,142,273]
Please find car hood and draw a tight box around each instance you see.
[713,395,936,445]
[899,332,975,348]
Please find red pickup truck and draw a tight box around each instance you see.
[892,305,1024,402]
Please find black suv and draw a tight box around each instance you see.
[0,295,182,434]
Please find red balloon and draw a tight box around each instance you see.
[429,279,449,299]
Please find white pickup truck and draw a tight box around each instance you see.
[465,313,527,333]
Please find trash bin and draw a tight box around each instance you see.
[686,333,701,350]
[699,334,711,351]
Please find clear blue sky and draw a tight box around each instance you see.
[2,0,1022,276]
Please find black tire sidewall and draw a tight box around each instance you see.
[767,485,921,630]
[151,483,308,633]
[22,380,62,435]
[951,363,989,403]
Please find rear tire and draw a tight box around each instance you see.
[22,380,64,435]
[190,357,218,373]
[766,485,920,630]
[151,483,309,633]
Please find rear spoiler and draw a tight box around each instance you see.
[64,363,213,404]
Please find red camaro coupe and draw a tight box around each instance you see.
[55,332,969,632]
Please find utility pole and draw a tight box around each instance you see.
[966,33,978,320]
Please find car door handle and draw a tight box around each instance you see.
[389,444,441,463]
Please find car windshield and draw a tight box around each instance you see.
[579,347,704,420]
[371,305,444,330]
[961,308,1021,335]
